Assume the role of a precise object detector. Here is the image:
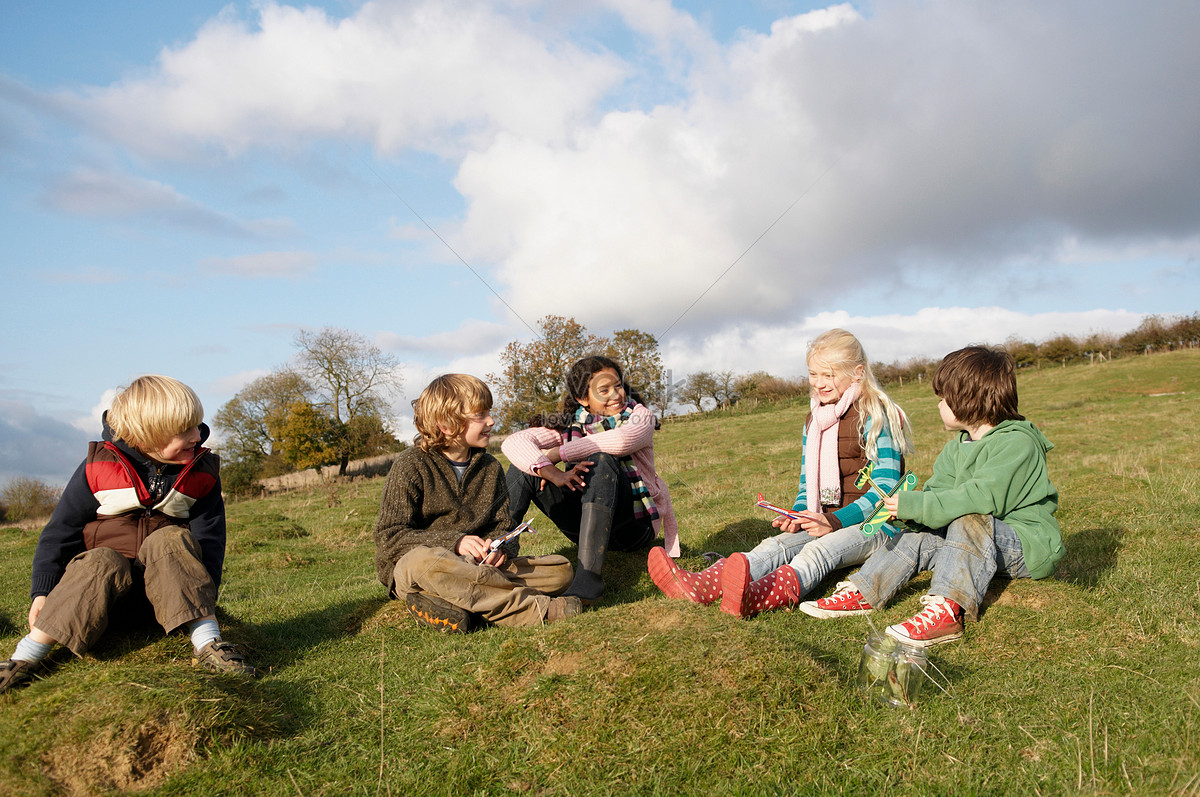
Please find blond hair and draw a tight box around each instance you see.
[412,374,493,453]
[807,329,914,461]
[107,375,204,453]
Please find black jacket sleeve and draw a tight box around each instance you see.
[29,460,97,599]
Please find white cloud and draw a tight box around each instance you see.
[450,0,1200,335]
[378,319,512,359]
[73,389,117,436]
[73,1,626,160]
[41,168,292,238]
[207,369,274,398]
[659,307,1149,379]
[28,1,1200,339]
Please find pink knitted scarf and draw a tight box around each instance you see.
[804,381,861,510]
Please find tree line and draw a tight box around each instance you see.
[3,312,1195,510]
[873,312,1200,386]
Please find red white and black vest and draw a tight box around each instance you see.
[82,441,220,558]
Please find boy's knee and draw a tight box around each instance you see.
[948,514,995,544]
[139,525,200,565]
[394,545,456,588]
[70,546,132,582]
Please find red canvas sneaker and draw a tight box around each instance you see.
[886,594,964,647]
[798,581,873,618]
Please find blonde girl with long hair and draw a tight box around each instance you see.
[649,329,914,618]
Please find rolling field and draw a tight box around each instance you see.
[2,350,1198,796]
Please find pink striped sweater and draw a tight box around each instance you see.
[502,402,680,556]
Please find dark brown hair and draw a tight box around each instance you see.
[932,346,1024,427]
[529,355,652,430]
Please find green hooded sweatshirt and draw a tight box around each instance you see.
[896,420,1064,580]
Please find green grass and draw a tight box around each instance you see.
[3,351,1199,795]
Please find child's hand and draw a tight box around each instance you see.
[771,515,805,534]
[28,595,45,630]
[481,548,507,568]
[537,461,592,491]
[795,511,834,537]
[455,535,491,563]
[882,494,900,518]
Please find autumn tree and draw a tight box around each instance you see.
[1040,334,1080,366]
[606,328,666,414]
[293,327,403,475]
[269,400,338,472]
[490,316,605,430]
[214,369,310,476]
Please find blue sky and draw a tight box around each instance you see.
[2,0,1198,485]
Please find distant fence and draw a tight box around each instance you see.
[254,437,511,494]
[257,451,405,493]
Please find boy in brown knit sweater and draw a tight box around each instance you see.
[373,374,580,631]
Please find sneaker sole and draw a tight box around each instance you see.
[885,625,963,647]
[797,600,872,619]
[405,593,477,633]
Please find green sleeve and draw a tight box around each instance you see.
[899,435,1044,530]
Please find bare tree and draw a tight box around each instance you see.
[293,327,403,475]
[679,371,716,414]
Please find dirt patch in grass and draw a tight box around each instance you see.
[986,588,1054,611]
[43,713,197,795]
[541,650,589,676]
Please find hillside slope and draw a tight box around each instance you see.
[1,350,1197,795]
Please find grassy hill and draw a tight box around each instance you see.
[2,350,1198,795]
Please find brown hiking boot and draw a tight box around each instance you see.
[544,595,583,624]
[0,659,40,694]
[193,641,258,677]
[405,592,479,633]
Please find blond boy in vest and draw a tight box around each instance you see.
[1,375,253,694]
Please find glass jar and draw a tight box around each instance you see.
[857,631,928,709]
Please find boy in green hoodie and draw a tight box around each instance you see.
[798,346,1064,646]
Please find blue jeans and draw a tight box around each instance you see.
[852,514,1030,621]
[742,523,887,599]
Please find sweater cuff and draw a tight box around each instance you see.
[30,574,60,600]
[825,512,844,531]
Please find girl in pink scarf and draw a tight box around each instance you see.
[649,329,913,617]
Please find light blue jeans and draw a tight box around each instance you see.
[851,514,1030,621]
[741,524,887,599]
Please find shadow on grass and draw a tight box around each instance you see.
[545,537,658,608]
[697,518,776,555]
[86,592,171,661]
[222,596,389,672]
[1056,526,1124,588]
[0,611,19,636]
